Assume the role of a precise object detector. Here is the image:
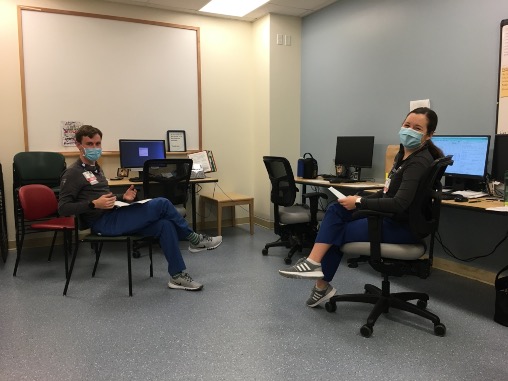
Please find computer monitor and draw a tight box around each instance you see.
[119,139,166,180]
[431,135,490,190]
[492,134,508,182]
[335,136,375,180]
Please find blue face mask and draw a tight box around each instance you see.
[399,127,424,149]
[83,147,102,162]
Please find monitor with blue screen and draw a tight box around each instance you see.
[431,135,490,190]
[119,139,166,181]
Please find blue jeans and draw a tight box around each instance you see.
[316,202,418,282]
[90,198,193,276]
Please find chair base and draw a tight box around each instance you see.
[262,232,314,264]
[325,277,446,338]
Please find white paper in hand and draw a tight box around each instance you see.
[328,187,346,200]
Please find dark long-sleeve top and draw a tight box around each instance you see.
[358,143,438,222]
[58,159,111,223]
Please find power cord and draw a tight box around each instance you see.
[435,228,508,262]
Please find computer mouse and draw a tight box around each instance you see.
[454,195,468,202]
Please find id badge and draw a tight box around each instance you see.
[83,171,98,185]
[383,178,391,194]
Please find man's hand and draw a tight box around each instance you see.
[123,185,137,202]
[93,193,117,209]
[338,195,358,210]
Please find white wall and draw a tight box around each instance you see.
[0,0,302,244]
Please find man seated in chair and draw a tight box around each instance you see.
[58,125,222,291]
[278,107,443,306]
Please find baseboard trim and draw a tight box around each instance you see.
[433,257,496,286]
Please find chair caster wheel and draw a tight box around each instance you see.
[262,248,268,255]
[360,324,373,338]
[417,299,428,309]
[325,301,336,313]
[132,250,140,259]
[284,257,292,265]
[434,322,446,336]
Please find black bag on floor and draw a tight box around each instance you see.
[494,264,508,327]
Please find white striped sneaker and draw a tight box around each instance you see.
[278,257,324,279]
[306,284,336,307]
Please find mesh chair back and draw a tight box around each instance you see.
[18,184,58,220]
[408,155,453,239]
[263,156,298,207]
[13,152,66,188]
[143,159,193,206]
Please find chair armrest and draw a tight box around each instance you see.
[302,191,328,200]
[302,192,328,226]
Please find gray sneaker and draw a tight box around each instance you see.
[168,272,203,291]
[279,257,324,279]
[306,284,336,307]
[189,234,222,253]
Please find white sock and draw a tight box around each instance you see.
[306,258,320,266]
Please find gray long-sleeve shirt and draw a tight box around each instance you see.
[58,159,111,223]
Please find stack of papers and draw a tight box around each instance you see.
[451,190,488,199]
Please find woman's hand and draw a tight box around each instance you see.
[123,185,137,202]
[338,195,358,210]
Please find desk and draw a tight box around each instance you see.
[108,177,219,231]
[295,176,385,202]
[296,176,507,213]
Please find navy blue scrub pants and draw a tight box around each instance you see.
[317,202,419,282]
[90,198,193,276]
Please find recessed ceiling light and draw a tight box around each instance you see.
[200,0,270,17]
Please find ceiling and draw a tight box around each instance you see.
[101,0,337,22]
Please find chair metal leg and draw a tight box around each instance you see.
[148,242,153,278]
[91,243,103,277]
[47,231,58,262]
[127,238,132,297]
[63,242,79,296]
[13,226,25,276]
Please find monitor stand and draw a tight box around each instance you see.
[129,171,144,182]
[444,177,483,192]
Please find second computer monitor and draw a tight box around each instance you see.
[335,136,375,166]
[492,134,508,182]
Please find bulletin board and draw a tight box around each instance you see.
[496,19,508,134]
[18,7,202,152]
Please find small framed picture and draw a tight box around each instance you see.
[167,130,187,152]
[117,168,129,178]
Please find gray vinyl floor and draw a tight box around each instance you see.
[1,225,507,381]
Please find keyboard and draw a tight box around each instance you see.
[328,177,357,184]
[129,177,142,182]
[441,193,456,200]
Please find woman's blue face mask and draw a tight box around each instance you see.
[399,127,424,149]
[83,147,102,162]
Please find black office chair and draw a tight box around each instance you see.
[262,156,327,264]
[325,155,453,338]
[12,151,67,262]
[63,215,154,297]
[142,158,193,217]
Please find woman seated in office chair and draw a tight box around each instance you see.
[279,107,444,307]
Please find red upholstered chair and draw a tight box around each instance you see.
[14,184,75,277]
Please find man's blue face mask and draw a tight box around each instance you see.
[83,147,102,162]
[399,127,424,149]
